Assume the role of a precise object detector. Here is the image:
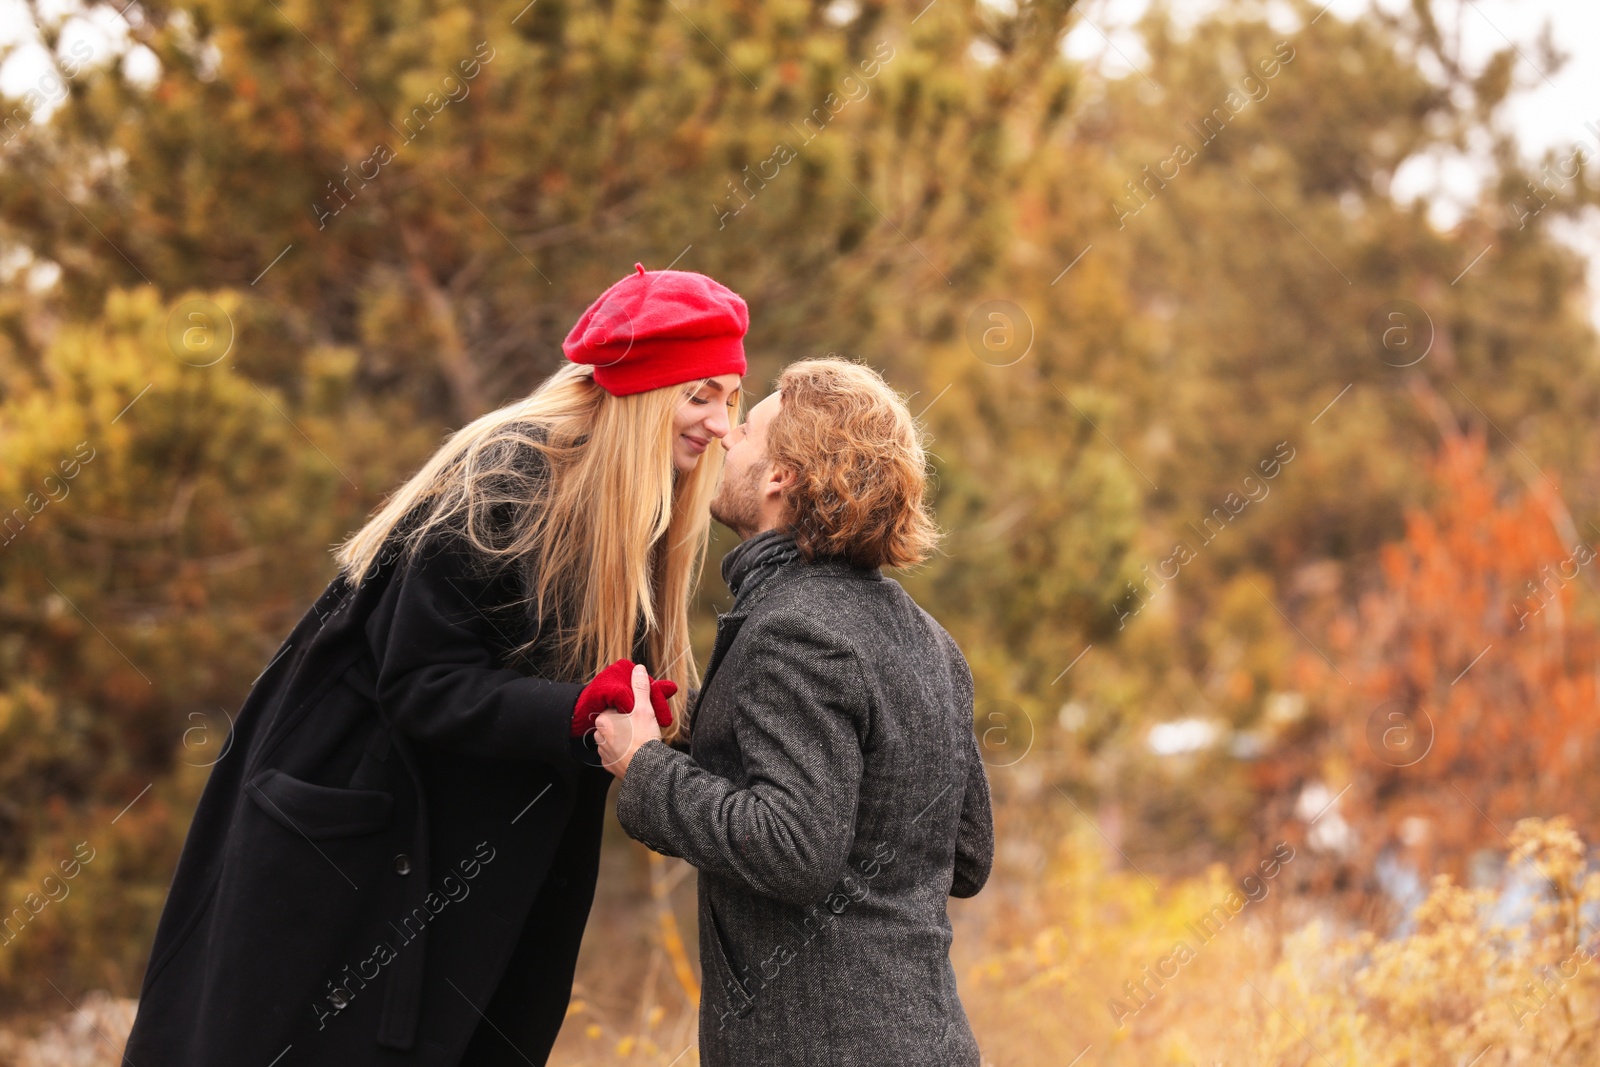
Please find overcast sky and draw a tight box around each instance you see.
[1063,0,1600,319]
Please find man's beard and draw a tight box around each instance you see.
[710,459,766,539]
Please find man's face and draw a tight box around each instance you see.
[710,391,780,537]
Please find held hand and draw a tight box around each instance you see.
[594,664,662,779]
[573,659,679,738]
[572,658,636,739]
[648,678,679,728]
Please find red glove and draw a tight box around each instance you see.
[649,678,679,729]
[571,659,678,737]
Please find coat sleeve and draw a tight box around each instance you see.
[951,726,994,898]
[614,611,866,907]
[372,530,583,766]
[944,629,993,898]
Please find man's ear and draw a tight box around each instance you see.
[762,464,796,501]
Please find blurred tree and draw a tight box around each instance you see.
[0,0,1081,421]
[1290,423,1600,901]
[0,0,1598,1011]
[941,0,1600,867]
[0,286,426,1005]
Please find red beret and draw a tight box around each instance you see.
[562,263,749,396]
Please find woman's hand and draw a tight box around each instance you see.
[572,659,677,737]
[594,664,662,779]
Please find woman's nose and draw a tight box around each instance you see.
[704,406,731,439]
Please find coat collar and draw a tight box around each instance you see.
[720,528,801,601]
[695,531,882,700]
[720,528,883,615]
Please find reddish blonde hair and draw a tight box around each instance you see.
[766,358,939,569]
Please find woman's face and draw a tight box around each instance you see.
[671,374,743,473]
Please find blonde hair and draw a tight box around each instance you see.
[766,358,939,569]
[333,362,732,731]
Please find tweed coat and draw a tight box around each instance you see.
[121,498,624,1067]
[616,530,994,1067]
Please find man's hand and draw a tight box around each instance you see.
[594,663,661,779]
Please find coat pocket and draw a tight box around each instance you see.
[245,767,393,840]
[706,898,756,1021]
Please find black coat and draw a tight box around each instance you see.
[121,521,618,1067]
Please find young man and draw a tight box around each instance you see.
[594,358,993,1067]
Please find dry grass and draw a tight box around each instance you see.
[0,992,135,1067]
[8,815,1600,1067]
[959,815,1600,1067]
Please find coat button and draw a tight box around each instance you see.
[393,853,412,875]
[329,990,350,1009]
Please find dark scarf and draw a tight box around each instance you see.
[720,527,801,602]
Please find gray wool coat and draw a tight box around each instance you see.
[616,531,994,1067]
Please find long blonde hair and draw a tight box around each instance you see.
[333,362,731,729]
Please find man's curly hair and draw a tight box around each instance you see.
[766,358,939,569]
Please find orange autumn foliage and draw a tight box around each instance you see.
[1322,428,1600,880]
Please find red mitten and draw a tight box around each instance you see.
[649,678,679,729]
[572,658,636,738]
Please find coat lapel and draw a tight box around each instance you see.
[698,612,747,699]
[696,557,870,704]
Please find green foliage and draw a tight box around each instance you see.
[0,287,424,1008]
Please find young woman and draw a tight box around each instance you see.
[120,264,747,1067]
